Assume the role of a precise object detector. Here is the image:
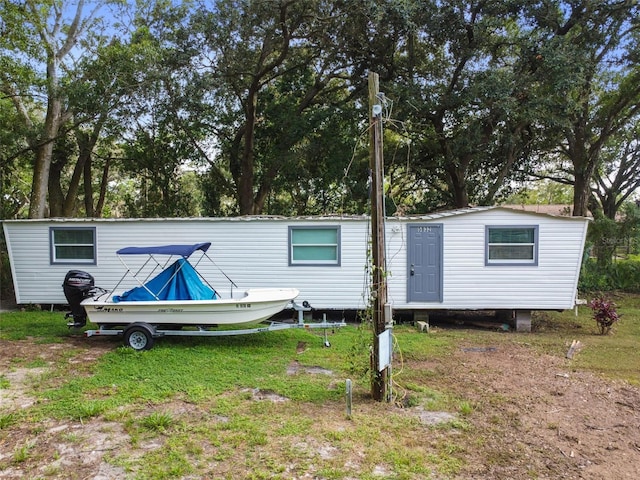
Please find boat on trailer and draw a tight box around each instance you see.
[63,242,343,350]
[83,287,300,328]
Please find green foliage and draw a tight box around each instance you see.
[2,0,639,218]
[255,71,365,216]
[540,296,640,385]
[0,99,32,219]
[592,127,640,223]
[583,201,640,276]
[26,327,352,418]
[579,258,640,292]
[0,413,17,430]
[618,202,640,254]
[136,443,194,479]
[586,211,639,268]
[504,180,573,206]
[12,442,34,464]
[345,321,373,382]
[75,400,108,420]
[0,311,78,342]
[0,0,124,218]
[140,411,175,432]
[588,296,621,335]
[121,129,204,217]
[458,400,474,416]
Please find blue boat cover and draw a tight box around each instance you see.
[112,258,216,302]
[116,242,211,258]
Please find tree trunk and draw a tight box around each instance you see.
[27,44,66,218]
[434,115,470,209]
[483,123,528,205]
[445,157,470,208]
[63,131,91,216]
[93,157,110,217]
[24,0,86,218]
[28,97,61,218]
[84,155,94,217]
[47,153,65,217]
[68,120,104,217]
[238,88,258,215]
[567,121,594,218]
[573,169,592,217]
[572,147,597,217]
[601,195,618,220]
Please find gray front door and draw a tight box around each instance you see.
[408,224,443,303]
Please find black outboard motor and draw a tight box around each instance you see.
[63,270,95,328]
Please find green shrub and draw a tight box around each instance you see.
[579,259,640,293]
[588,296,621,335]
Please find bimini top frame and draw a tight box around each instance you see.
[116,242,211,258]
[107,242,236,302]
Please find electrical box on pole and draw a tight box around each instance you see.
[368,71,389,402]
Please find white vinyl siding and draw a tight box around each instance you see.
[289,226,340,265]
[2,208,589,310]
[50,227,96,265]
[385,210,586,310]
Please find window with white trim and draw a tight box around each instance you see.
[486,226,538,265]
[289,226,340,265]
[50,227,96,264]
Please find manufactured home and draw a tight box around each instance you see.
[2,207,590,331]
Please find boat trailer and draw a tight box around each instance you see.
[80,302,346,350]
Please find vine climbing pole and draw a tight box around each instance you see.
[368,71,390,402]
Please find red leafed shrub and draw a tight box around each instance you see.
[588,296,621,335]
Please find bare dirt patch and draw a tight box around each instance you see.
[420,340,640,479]
[0,336,114,412]
[1,335,639,479]
[0,337,122,479]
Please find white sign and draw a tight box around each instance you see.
[378,328,392,371]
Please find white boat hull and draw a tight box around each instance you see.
[81,288,299,328]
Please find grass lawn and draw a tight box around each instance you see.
[527,294,640,385]
[1,296,638,479]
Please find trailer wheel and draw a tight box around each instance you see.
[124,324,154,351]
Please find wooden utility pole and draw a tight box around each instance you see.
[368,71,389,402]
